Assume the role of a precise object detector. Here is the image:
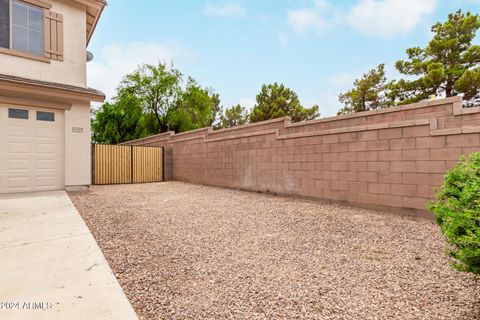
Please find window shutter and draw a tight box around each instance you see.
[44,11,63,61]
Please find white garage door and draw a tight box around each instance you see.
[0,105,65,194]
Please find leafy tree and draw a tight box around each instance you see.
[91,97,146,144]
[337,64,392,115]
[250,83,319,122]
[173,77,214,132]
[219,104,249,128]
[117,62,182,133]
[92,62,224,143]
[393,10,480,104]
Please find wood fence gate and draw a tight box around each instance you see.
[92,144,163,185]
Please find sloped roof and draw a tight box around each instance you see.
[0,73,105,102]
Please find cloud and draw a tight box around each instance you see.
[204,2,245,18]
[288,8,327,33]
[239,98,256,110]
[285,0,437,39]
[328,72,355,88]
[87,41,197,102]
[286,0,341,35]
[277,33,289,45]
[347,0,437,37]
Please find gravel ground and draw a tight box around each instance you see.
[69,182,479,320]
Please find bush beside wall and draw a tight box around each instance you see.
[429,152,480,274]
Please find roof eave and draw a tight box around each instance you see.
[0,74,106,104]
[86,1,106,46]
[71,0,107,46]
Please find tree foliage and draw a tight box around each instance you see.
[173,77,215,132]
[117,63,182,133]
[337,64,392,115]
[250,83,319,123]
[208,93,222,127]
[393,10,480,104]
[429,152,480,275]
[91,97,146,144]
[92,62,220,143]
[338,10,480,114]
[219,104,249,128]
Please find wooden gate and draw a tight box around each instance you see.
[92,144,163,185]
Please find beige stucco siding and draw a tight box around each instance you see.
[0,0,87,87]
[64,103,91,187]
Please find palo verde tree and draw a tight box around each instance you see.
[172,77,215,132]
[250,83,319,123]
[337,64,392,115]
[117,62,182,133]
[393,10,480,104]
[219,104,249,128]
[92,62,222,143]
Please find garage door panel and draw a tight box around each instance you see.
[5,175,32,190]
[35,127,58,139]
[34,143,56,155]
[34,159,55,170]
[0,106,65,194]
[35,175,56,188]
[7,124,32,138]
[6,159,31,171]
[7,142,30,154]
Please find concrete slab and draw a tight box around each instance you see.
[0,191,138,320]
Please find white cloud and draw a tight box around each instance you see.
[288,8,327,33]
[87,41,197,101]
[277,33,289,45]
[204,2,245,18]
[285,0,437,39]
[347,0,437,37]
[328,72,355,88]
[239,98,256,110]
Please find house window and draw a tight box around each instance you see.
[0,0,9,49]
[12,0,45,56]
[8,108,29,119]
[0,0,63,61]
[36,111,54,122]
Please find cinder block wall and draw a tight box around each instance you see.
[123,97,480,218]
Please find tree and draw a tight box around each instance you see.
[91,97,146,144]
[172,77,215,132]
[337,64,391,115]
[219,104,249,128]
[249,83,319,123]
[92,62,223,143]
[207,93,222,127]
[117,63,182,133]
[393,10,480,104]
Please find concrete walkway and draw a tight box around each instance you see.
[0,191,138,320]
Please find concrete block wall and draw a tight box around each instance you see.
[122,97,480,218]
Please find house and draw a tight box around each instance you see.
[0,0,106,193]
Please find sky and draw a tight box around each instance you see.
[87,0,480,116]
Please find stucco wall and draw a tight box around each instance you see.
[124,97,480,218]
[0,0,87,87]
[64,102,91,187]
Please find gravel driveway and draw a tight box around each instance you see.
[69,182,479,320]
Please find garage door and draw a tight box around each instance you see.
[0,105,64,194]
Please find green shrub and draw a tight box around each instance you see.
[429,152,480,275]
